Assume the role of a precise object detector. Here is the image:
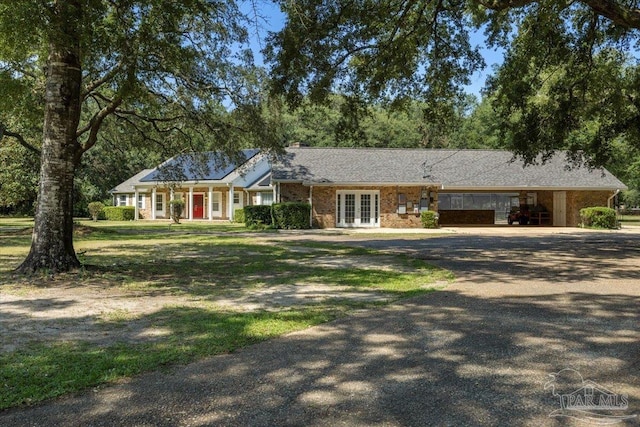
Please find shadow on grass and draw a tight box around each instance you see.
[0,306,338,410]
[334,232,640,284]
[0,290,637,426]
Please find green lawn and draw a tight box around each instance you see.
[619,215,640,226]
[0,220,453,410]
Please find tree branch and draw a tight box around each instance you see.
[0,124,41,155]
[476,0,640,29]
[582,0,640,29]
[82,61,124,100]
[77,95,123,157]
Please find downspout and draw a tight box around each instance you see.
[608,189,620,209]
[309,185,313,228]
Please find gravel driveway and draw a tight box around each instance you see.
[1,228,639,426]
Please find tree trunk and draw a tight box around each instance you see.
[17,1,83,274]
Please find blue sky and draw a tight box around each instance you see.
[244,1,504,98]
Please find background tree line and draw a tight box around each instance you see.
[3,90,639,217]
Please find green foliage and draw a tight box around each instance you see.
[621,190,640,209]
[268,1,483,110]
[420,211,439,229]
[580,207,618,229]
[87,202,105,221]
[0,140,39,214]
[233,208,245,224]
[272,203,311,229]
[169,199,185,224]
[103,206,136,221]
[244,205,273,227]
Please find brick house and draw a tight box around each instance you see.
[110,149,273,220]
[271,147,627,228]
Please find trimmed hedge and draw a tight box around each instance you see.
[580,206,617,229]
[233,208,245,224]
[272,202,311,229]
[420,211,439,229]
[244,205,273,227]
[103,206,136,221]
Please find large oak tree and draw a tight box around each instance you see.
[268,0,640,166]
[0,1,274,273]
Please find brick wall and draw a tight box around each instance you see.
[281,183,438,228]
[567,190,612,227]
[280,183,310,203]
[277,184,614,228]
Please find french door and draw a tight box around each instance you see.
[336,190,380,227]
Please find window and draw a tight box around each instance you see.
[155,194,165,212]
[438,192,521,223]
[233,192,241,204]
[259,192,273,206]
[137,194,145,209]
[212,192,221,212]
[118,195,127,206]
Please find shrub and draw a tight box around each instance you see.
[244,205,272,227]
[169,199,185,224]
[272,202,311,229]
[103,206,136,221]
[87,201,105,221]
[580,207,617,229]
[420,210,439,229]
[233,208,245,224]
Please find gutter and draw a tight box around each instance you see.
[309,185,313,228]
[608,189,621,209]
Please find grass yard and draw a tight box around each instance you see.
[0,220,453,410]
[619,215,640,227]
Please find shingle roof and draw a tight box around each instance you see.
[110,169,155,193]
[245,172,272,190]
[272,148,627,190]
[140,149,260,182]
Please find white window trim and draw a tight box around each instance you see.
[233,191,243,208]
[211,191,222,217]
[137,193,146,209]
[257,191,274,206]
[155,193,165,215]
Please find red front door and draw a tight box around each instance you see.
[193,194,204,219]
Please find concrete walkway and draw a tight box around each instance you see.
[1,230,639,426]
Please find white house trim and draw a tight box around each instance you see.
[208,186,213,220]
[134,188,139,220]
[228,185,235,221]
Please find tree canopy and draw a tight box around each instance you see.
[267,0,640,166]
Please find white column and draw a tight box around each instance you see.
[228,185,234,221]
[169,188,174,219]
[134,188,139,220]
[188,187,194,221]
[151,187,156,220]
[208,186,213,220]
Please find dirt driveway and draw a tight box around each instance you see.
[1,228,639,426]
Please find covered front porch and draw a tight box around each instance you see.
[133,185,243,221]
